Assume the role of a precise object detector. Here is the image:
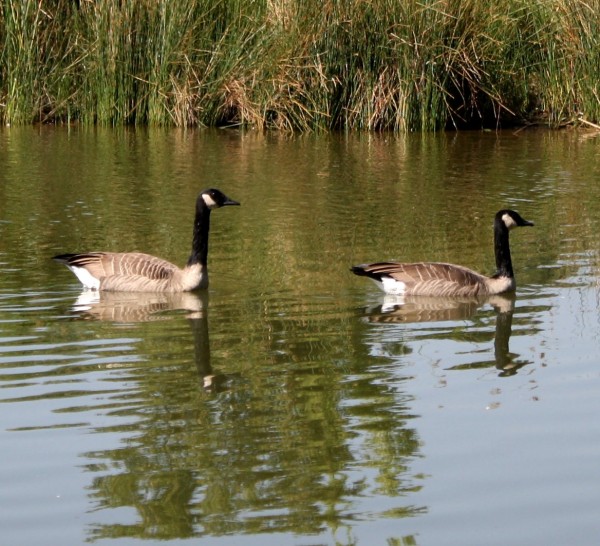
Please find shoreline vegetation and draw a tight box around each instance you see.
[1,0,599,132]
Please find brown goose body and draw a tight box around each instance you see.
[53,252,204,292]
[53,189,239,292]
[351,209,533,297]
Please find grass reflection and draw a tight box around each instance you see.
[51,290,424,540]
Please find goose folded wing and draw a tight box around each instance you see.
[57,252,178,280]
[359,261,487,295]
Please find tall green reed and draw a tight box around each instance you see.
[0,0,599,130]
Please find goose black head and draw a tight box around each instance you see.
[496,209,534,230]
[199,188,241,210]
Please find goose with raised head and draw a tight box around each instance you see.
[53,188,240,292]
[351,209,533,297]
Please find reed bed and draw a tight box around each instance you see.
[0,0,599,131]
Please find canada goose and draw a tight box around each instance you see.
[351,209,533,297]
[53,188,240,292]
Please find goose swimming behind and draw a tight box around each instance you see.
[53,188,240,292]
[351,209,533,297]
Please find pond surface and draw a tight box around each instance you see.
[1,127,600,546]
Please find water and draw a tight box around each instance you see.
[1,127,600,545]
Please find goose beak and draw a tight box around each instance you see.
[523,219,534,227]
[224,198,241,207]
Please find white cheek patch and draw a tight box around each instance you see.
[502,213,517,229]
[381,277,407,295]
[202,194,219,209]
[67,265,100,290]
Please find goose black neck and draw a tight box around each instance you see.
[493,218,513,278]
[187,202,211,267]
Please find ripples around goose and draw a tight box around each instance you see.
[0,288,229,434]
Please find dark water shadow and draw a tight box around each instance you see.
[362,294,531,376]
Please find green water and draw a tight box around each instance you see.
[1,127,600,545]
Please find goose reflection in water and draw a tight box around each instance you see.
[363,294,530,376]
[69,290,226,391]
